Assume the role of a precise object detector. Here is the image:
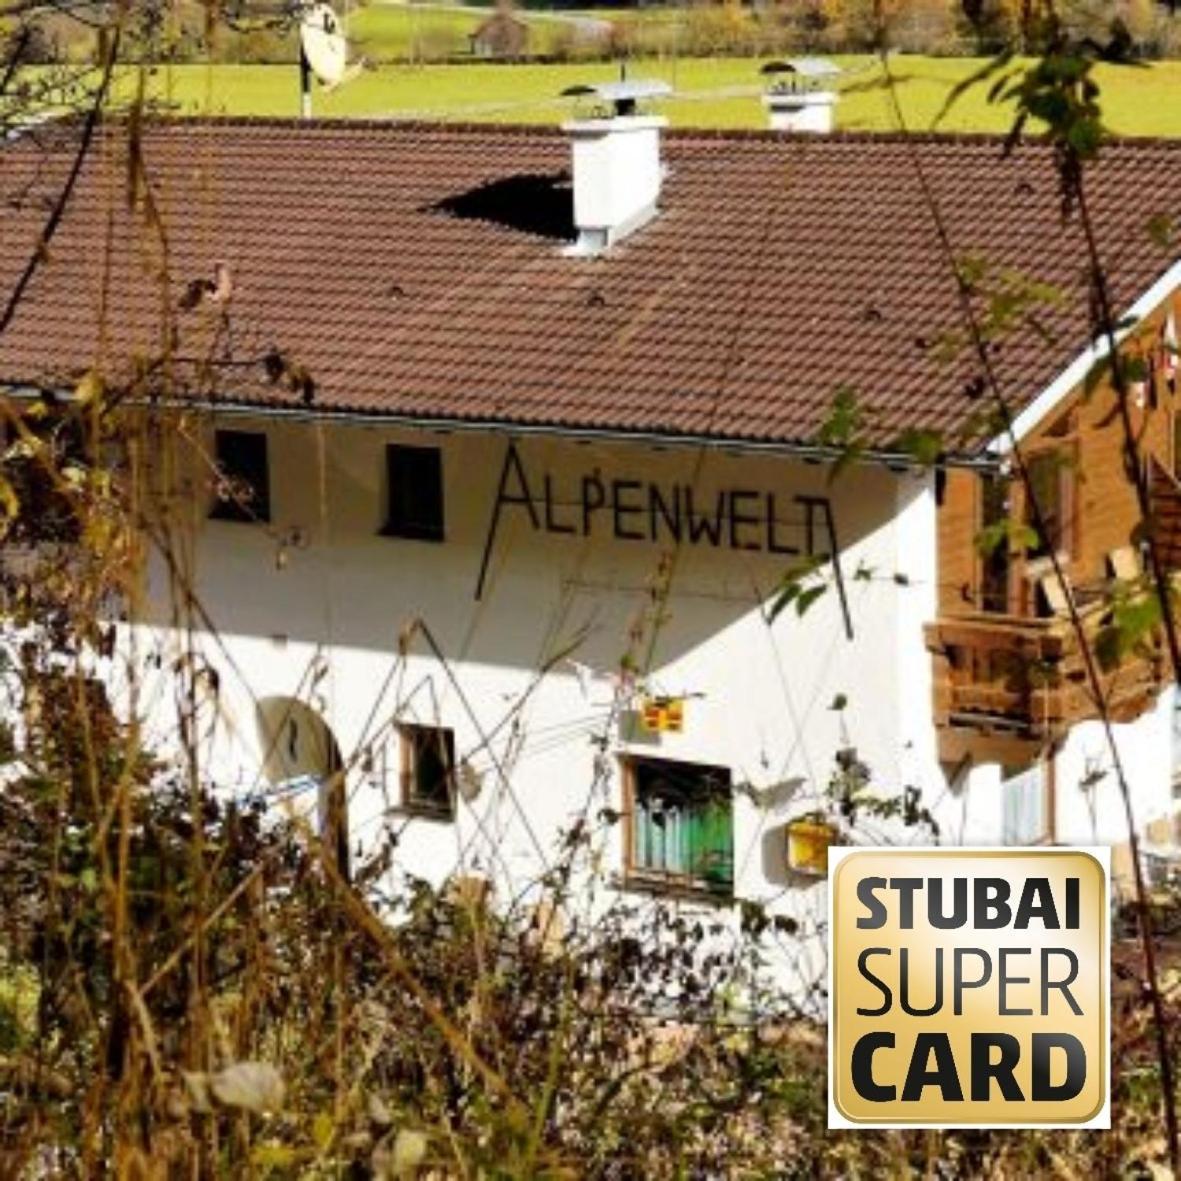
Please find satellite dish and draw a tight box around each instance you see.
[300,3,348,87]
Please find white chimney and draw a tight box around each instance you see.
[562,80,671,256]
[761,58,840,134]
[763,89,838,134]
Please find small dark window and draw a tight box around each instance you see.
[626,756,733,895]
[400,724,455,817]
[210,430,270,523]
[383,445,443,541]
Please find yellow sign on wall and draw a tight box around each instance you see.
[829,847,1109,1129]
[640,696,684,734]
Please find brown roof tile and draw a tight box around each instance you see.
[1,117,1180,457]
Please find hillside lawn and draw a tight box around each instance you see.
[124,55,1181,135]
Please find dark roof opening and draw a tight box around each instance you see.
[428,172,574,242]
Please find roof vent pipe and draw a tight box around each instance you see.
[761,58,840,134]
[561,80,671,257]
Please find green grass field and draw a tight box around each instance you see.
[346,2,622,60]
[125,55,1181,136]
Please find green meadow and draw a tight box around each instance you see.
[124,55,1181,136]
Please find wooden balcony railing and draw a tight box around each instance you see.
[927,592,1168,758]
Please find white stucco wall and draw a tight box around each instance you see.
[949,682,1176,864]
[118,412,1181,994]
[1054,689,1174,851]
[123,419,947,981]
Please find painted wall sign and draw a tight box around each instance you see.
[475,442,852,637]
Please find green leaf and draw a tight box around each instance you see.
[795,585,827,618]
[767,583,799,624]
[975,517,1038,558]
[769,556,826,624]
[975,521,1007,558]
[932,49,1015,128]
[892,428,943,467]
[816,386,869,485]
[819,387,858,441]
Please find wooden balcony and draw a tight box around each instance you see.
[927,592,1169,764]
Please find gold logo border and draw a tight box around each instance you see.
[828,847,1110,1128]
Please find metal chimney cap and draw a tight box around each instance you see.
[561,79,672,116]
[761,57,841,79]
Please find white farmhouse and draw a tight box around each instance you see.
[2,101,1181,985]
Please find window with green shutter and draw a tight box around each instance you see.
[626,756,733,895]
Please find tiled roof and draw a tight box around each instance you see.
[1,117,1180,456]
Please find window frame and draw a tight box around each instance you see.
[1021,446,1075,562]
[209,429,271,524]
[621,755,734,899]
[398,723,457,819]
[381,443,445,543]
